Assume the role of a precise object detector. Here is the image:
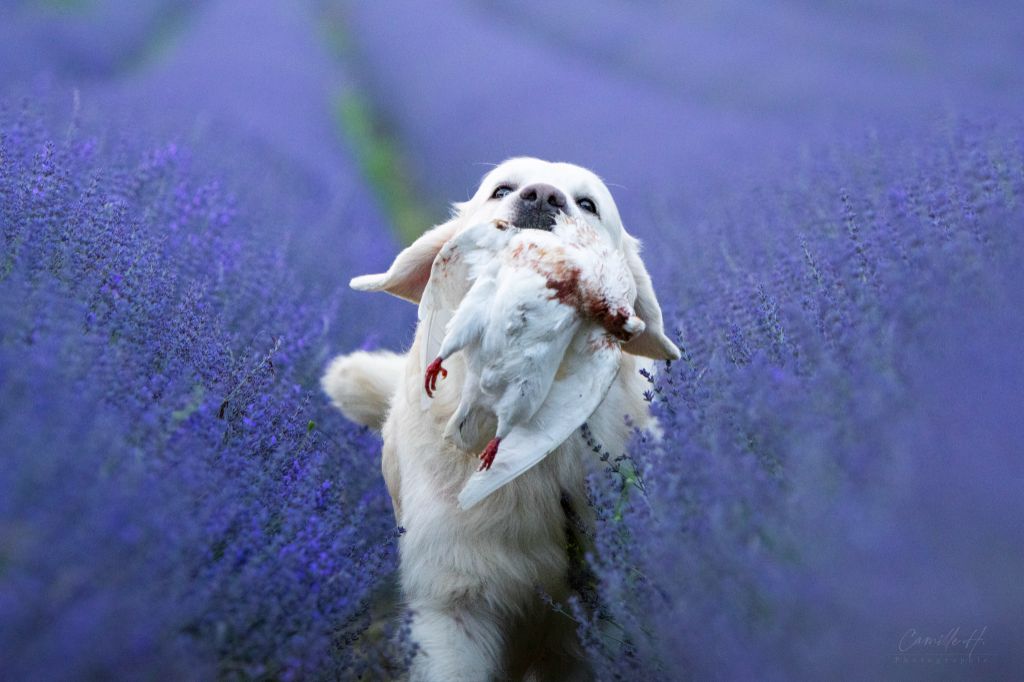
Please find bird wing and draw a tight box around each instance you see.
[418,221,509,374]
[457,324,622,510]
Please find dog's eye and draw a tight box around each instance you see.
[491,185,514,200]
[577,197,598,215]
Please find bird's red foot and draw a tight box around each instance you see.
[478,437,501,471]
[424,357,447,398]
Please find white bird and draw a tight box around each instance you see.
[418,215,644,509]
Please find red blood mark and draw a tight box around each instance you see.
[601,307,638,342]
[545,265,640,341]
[511,241,548,262]
[545,264,582,306]
[580,286,637,341]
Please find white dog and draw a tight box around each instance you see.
[323,158,679,681]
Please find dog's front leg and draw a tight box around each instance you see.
[408,601,505,682]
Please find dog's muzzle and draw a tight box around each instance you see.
[511,183,567,231]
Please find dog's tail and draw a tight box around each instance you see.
[321,350,405,431]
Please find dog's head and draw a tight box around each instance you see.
[351,157,680,361]
[454,157,625,244]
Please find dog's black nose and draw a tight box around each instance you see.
[519,183,567,210]
[513,183,567,230]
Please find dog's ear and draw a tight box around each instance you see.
[350,218,461,303]
[621,234,682,361]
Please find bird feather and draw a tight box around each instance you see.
[457,325,621,509]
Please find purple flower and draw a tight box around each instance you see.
[0,101,406,676]
[1,2,1022,678]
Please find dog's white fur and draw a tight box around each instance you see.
[322,159,678,681]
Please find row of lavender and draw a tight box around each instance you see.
[342,1,1024,223]
[0,2,425,676]
[0,104,409,677]
[578,122,1024,678]
[1,1,1021,678]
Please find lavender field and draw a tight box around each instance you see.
[2,1,1022,679]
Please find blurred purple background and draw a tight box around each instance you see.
[5,0,1022,247]
[345,1,1024,209]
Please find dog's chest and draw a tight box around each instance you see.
[397,426,587,596]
